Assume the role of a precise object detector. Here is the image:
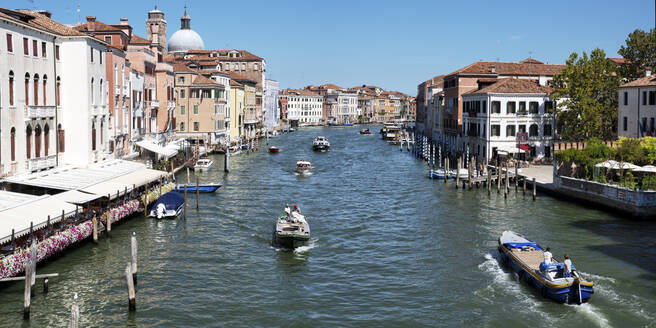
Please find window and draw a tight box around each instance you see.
[55,45,59,60]
[99,50,102,64]
[623,116,628,131]
[518,124,527,134]
[492,101,500,114]
[529,124,539,137]
[58,124,65,152]
[41,42,46,57]
[34,124,41,157]
[529,101,539,114]
[193,104,198,114]
[8,71,14,106]
[42,75,47,105]
[23,37,28,55]
[193,122,199,131]
[10,127,16,161]
[506,101,516,114]
[104,36,112,44]
[545,101,554,113]
[623,92,628,105]
[643,91,647,105]
[506,125,516,137]
[649,91,655,105]
[99,79,103,105]
[33,74,39,105]
[180,105,186,114]
[6,33,12,52]
[25,125,32,159]
[90,78,94,104]
[90,47,94,62]
[544,124,552,136]
[56,77,61,106]
[180,89,185,98]
[491,124,500,137]
[178,76,185,83]
[642,117,648,132]
[44,124,49,156]
[482,101,486,113]
[651,118,655,132]
[91,122,96,151]
[518,101,526,113]
[32,40,37,56]
[24,73,30,106]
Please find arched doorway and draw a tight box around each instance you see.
[91,121,96,151]
[44,124,50,156]
[10,127,16,161]
[34,124,41,157]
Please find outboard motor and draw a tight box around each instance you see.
[156,203,166,219]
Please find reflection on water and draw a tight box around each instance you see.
[0,126,654,327]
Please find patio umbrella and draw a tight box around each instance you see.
[634,165,656,173]
[594,160,618,168]
[610,162,641,170]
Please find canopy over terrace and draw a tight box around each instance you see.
[0,191,78,245]
[135,140,179,159]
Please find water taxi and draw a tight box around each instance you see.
[296,160,312,173]
[148,192,185,219]
[274,209,310,249]
[269,146,280,153]
[312,136,330,152]
[498,231,594,304]
[381,123,401,141]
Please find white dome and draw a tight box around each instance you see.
[168,29,204,53]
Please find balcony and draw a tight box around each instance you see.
[150,100,159,108]
[26,155,56,172]
[114,85,121,95]
[168,101,176,109]
[91,106,99,116]
[123,85,129,95]
[25,106,56,119]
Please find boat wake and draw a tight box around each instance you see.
[294,238,318,253]
[579,271,655,322]
[476,253,555,321]
[565,303,610,328]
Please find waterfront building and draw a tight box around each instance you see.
[226,72,257,139]
[264,79,280,131]
[278,93,288,121]
[280,89,323,125]
[357,96,375,122]
[73,16,133,158]
[173,63,227,144]
[461,78,556,160]
[325,91,358,124]
[126,34,156,138]
[416,75,444,140]
[229,80,245,140]
[408,97,416,121]
[617,72,656,138]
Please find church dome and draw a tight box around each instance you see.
[167,10,204,53]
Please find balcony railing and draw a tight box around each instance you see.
[114,85,121,95]
[151,100,159,108]
[123,85,129,95]
[25,105,56,119]
[168,101,176,108]
[26,155,56,172]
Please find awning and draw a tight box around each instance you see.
[112,168,167,188]
[135,140,178,158]
[519,144,531,151]
[81,181,133,200]
[0,195,78,244]
[52,190,103,205]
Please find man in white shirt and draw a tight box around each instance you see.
[543,247,553,264]
[563,254,573,277]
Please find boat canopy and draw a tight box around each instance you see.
[503,242,541,250]
[154,192,185,210]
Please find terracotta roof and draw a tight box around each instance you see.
[73,21,122,32]
[172,62,199,73]
[620,75,656,88]
[467,78,553,95]
[0,9,85,37]
[609,57,629,64]
[184,49,264,61]
[230,80,243,88]
[224,72,256,84]
[129,34,150,45]
[319,83,343,90]
[191,75,223,87]
[519,58,544,64]
[446,60,564,77]
[426,75,444,87]
[280,89,321,97]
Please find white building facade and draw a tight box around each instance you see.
[461,79,556,161]
[618,74,656,138]
[327,91,358,124]
[284,90,323,125]
[263,79,279,130]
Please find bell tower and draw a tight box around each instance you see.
[146,6,167,55]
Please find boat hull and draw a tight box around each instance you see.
[497,244,594,304]
[274,233,310,249]
[269,147,279,153]
[313,145,329,152]
[175,184,221,193]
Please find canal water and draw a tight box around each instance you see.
[1,126,655,327]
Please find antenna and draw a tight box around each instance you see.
[76,3,80,25]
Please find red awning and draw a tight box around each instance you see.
[519,144,531,151]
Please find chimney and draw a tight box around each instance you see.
[36,10,52,18]
[120,18,129,25]
[647,70,652,77]
[86,16,96,31]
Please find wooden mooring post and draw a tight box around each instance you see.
[196,176,200,210]
[131,232,138,285]
[444,158,449,183]
[225,144,230,173]
[487,165,491,196]
[455,157,460,189]
[533,178,537,201]
[183,185,187,220]
[515,163,519,191]
[523,177,527,196]
[496,160,501,194]
[125,263,136,311]
[23,263,31,320]
[144,184,149,218]
[505,161,510,194]
[70,293,79,328]
[92,215,98,243]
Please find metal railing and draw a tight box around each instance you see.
[25,105,56,119]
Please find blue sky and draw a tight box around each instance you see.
[12,0,654,95]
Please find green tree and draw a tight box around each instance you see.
[552,49,621,140]
[618,29,656,81]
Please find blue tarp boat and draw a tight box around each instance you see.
[429,169,448,179]
[148,192,184,219]
[175,183,222,193]
[497,231,594,304]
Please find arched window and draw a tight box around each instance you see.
[10,127,16,161]
[42,75,47,105]
[99,79,103,105]
[9,71,14,106]
[90,78,94,105]
[114,64,118,84]
[34,124,41,157]
[56,76,61,106]
[24,73,30,106]
[100,119,104,149]
[44,124,50,156]
[57,123,65,152]
[91,121,96,151]
[529,124,539,137]
[180,122,185,131]
[25,125,32,159]
[33,74,39,106]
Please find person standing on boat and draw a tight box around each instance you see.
[563,254,573,278]
[293,204,301,214]
[285,204,291,218]
[543,247,553,264]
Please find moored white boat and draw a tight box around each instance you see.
[448,168,469,179]
[148,192,185,219]
[497,231,594,304]
[429,169,448,179]
[193,158,213,171]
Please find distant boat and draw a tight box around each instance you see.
[343,123,354,126]
[269,146,280,153]
[359,128,371,135]
[296,160,312,173]
[174,183,222,193]
[193,158,213,171]
[498,231,594,304]
[274,209,310,249]
[449,168,469,179]
[242,144,250,150]
[429,169,448,179]
[312,136,330,152]
[149,192,184,219]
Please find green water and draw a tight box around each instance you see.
[0,126,654,327]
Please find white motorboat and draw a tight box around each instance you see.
[449,168,469,179]
[274,209,310,249]
[312,136,330,152]
[194,158,213,171]
[296,160,312,173]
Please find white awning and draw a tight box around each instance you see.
[0,195,78,244]
[135,140,178,158]
[112,168,168,188]
[81,181,133,200]
[52,190,103,205]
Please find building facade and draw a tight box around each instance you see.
[281,89,323,125]
[618,73,656,138]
